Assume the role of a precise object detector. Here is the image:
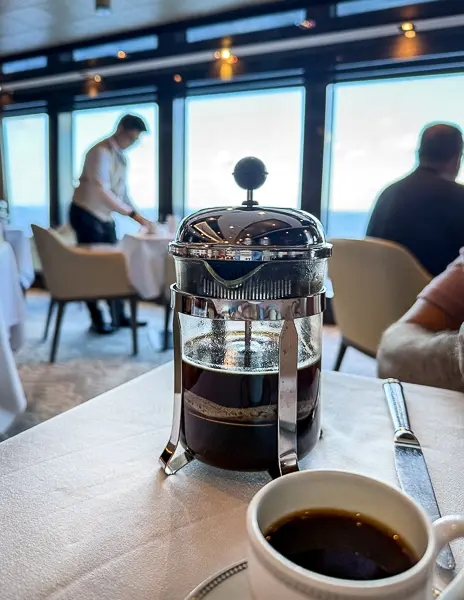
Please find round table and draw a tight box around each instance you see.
[120,232,174,299]
[4,227,35,289]
[0,241,27,432]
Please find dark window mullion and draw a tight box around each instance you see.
[300,76,331,220]
[48,107,59,227]
[157,84,174,221]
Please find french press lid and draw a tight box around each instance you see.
[170,157,331,262]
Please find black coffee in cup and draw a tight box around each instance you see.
[264,509,418,581]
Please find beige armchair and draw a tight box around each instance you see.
[32,225,139,363]
[328,237,432,370]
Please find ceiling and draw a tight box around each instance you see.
[0,0,284,57]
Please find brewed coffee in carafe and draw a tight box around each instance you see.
[180,317,322,471]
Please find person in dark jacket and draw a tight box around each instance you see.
[366,123,464,276]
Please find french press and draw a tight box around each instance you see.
[160,157,331,477]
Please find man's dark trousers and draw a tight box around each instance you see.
[69,202,125,327]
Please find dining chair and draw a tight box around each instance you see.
[32,225,139,363]
[163,253,176,351]
[328,237,432,370]
[30,222,77,275]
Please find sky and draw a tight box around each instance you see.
[327,73,464,213]
[185,87,304,212]
[4,71,464,237]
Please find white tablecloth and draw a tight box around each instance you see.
[4,227,35,289]
[120,233,174,299]
[1,365,463,599]
[0,242,27,432]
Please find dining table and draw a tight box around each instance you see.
[91,231,174,300]
[0,241,27,433]
[1,364,463,599]
[120,231,175,300]
[4,227,35,290]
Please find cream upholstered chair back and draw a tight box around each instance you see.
[30,223,77,273]
[32,225,133,301]
[328,237,432,356]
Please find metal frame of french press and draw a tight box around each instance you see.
[159,285,326,477]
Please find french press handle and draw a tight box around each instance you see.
[274,320,299,477]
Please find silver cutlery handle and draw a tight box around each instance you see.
[383,379,414,436]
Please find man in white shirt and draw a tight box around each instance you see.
[70,114,152,334]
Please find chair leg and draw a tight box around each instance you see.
[163,304,172,352]
[333,339,348,371]
[50,301,66,363]
[109,300,119,328]
[43,298,56,342]
[129,297,138,356]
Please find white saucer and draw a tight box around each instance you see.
[185,561,249,599]
[185,560,442,599]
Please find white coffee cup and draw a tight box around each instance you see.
[247,470,464,599]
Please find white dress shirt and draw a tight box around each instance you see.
[73,136,134,222]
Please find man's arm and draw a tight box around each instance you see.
[377,253,464,392]
[366,189,388,238]
[122,187,135,211]
[122,188,153,228]
[401,298,461,332]
[446,187,464,260]
[377,322,463,392]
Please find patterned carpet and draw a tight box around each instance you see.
[7,291,172,438]
[5,291,377,439]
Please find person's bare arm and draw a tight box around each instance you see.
[122,188,153,229]
[377,257,464,392]
[401,298,462,332]
[377,322,463,392]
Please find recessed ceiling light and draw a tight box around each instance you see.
[117,50,126,59]
[404,29,416,38]
[401,22,414,31]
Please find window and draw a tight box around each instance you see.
[324,73,464,239]
[185,88,305,214]
[72,103,158,237]
[186,9,306,42]
[336,0,437,17]
[72,35,158,62]
[3,113,50,233]
[2,56,47,75]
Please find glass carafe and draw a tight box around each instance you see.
[179,315,322,471]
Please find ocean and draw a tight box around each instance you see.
[325,211,370,240]
[8,206,370,241]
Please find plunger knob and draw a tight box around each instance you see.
[233,157,268,206]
